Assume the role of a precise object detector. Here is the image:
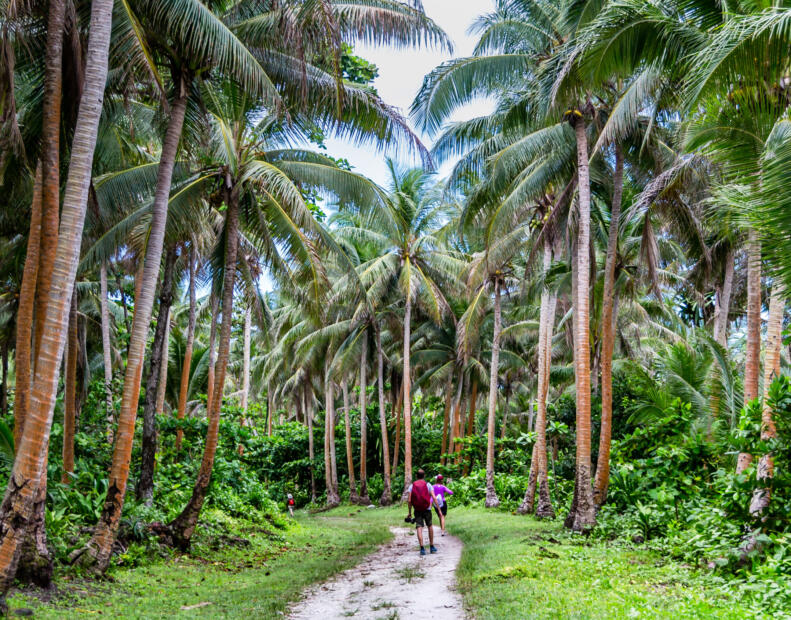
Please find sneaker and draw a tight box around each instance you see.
[420,547,426,556]
[430,546,438,554]
[441,531,446,537]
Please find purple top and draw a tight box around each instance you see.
[432,484,453,507]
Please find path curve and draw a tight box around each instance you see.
[289,526,465,619]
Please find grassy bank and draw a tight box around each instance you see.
[450,509,755,619]
[7,508,392,619]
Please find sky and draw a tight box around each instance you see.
[321,0,496,187]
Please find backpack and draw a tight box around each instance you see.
[410,480,432,511]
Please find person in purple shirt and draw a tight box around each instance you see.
[432,475,453,536]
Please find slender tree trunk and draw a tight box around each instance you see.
[241,306,251,412]
[737,231,762,474]
[358,331,370,502]
[99,261,114,442]
[116,271,129,342]
[485,278,502,508]
[0,0,112,596]
[450,369,464,460]
[593,144,624,508]
[376,327,392,505]
[33,0,65,366]
[391,382,402,474]
[518,444,539,514]
[713,249,734,347]
[537,290,558,518]
[0,343,7,418]
[156,311,170,415]
[569,115,596,531]
[441,375,452,464]
[750,283,785,515]
[176,245,197,450]
[342,378,359,503]
[137,248,177,505]
[400,295,413,501]
[61,292,78,484]
[168,186,239,550]
[305,385,316,502]
[499,389,510,442]
[14,166,42,448]
[324,371,340,507]
[267,382,273,436]
[206,294,220,416]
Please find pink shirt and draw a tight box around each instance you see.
[432,484,453,507]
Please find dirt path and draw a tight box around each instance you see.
[288,526,465,619]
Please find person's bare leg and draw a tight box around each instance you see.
[416,526,424,547]
[428,525,434,546]
[439,512,446,532]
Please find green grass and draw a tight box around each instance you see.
[5,505,759,619]
[7,507,393,619]
[449,508,756,619]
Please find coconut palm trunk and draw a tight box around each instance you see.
[750,283,785,515]
[569,114,596,532]
[593,144,624,507]
[400,294,413,501]
[713,250,734,347]
[450,369,464,459]
[737,231,762,474]
[441,375,453,464]
[206,294,220,414]
[14,166,42,448]
[241,306,251,412]
[324,372,340,507]
[463,379,478,473]
[536,290,558,517]
[137,248,177,504]
[175,245,197,450]
[156,313,170,415]
[485,278,503,508]
[77,80,189,570]
[99,261,114,442]
[61,292,78,483]
[519,443,540,514]
[168,186,240,550]
[305,385,316,502]
[358,331,370,503]
[0,0,112,597]
[342,378,359,503]
[376,327,392,505]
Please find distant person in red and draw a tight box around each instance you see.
[406,469,440,556]
[287,493,295,517]
[432,475,453,536]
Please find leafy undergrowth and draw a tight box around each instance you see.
[449,508,758,619]
[6,507,392,619]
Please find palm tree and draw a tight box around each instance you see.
[0,0,114,602]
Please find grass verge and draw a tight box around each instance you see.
[7,507,392,619]
[449,508,756,619]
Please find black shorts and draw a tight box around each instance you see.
[414,509,432,528]
[434,503,447,517]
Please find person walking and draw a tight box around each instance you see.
[432,475,453,536]
[406,469,440,556]
[287,493,295,517]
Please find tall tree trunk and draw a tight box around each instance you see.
[713,249,734,347]
[0,343,7,418]
[305,385,316,503]
[485,278,502,508]
[155,311,170,415]
[569,115,596,532]
[593,144,624,508]
[176,245,197,450]
[499,389,510,442]
[206,294,219,415]
[518,443,539,514]
[391,382,402,474]
[137,248,177,505]
[342,378,359,503]
[33,0,65,365]
[13,165,42,448]
[376,327,392,505]
[267,382,273,437]
[0,0,112,596]
[358,330,370,502]
[61,292,78,484]
[241,306,251,412]
[168,186,239,550]
[99,261,114,442]
[116,270,129,344]
[324,370,340,507]
[441,375,453,464]
[750,283,785,515]
[536,287,558,518]
[450,369,464,460]
[400,295,413,501]
[737,231,762,474]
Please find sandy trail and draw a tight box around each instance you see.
[289,525,465,619]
